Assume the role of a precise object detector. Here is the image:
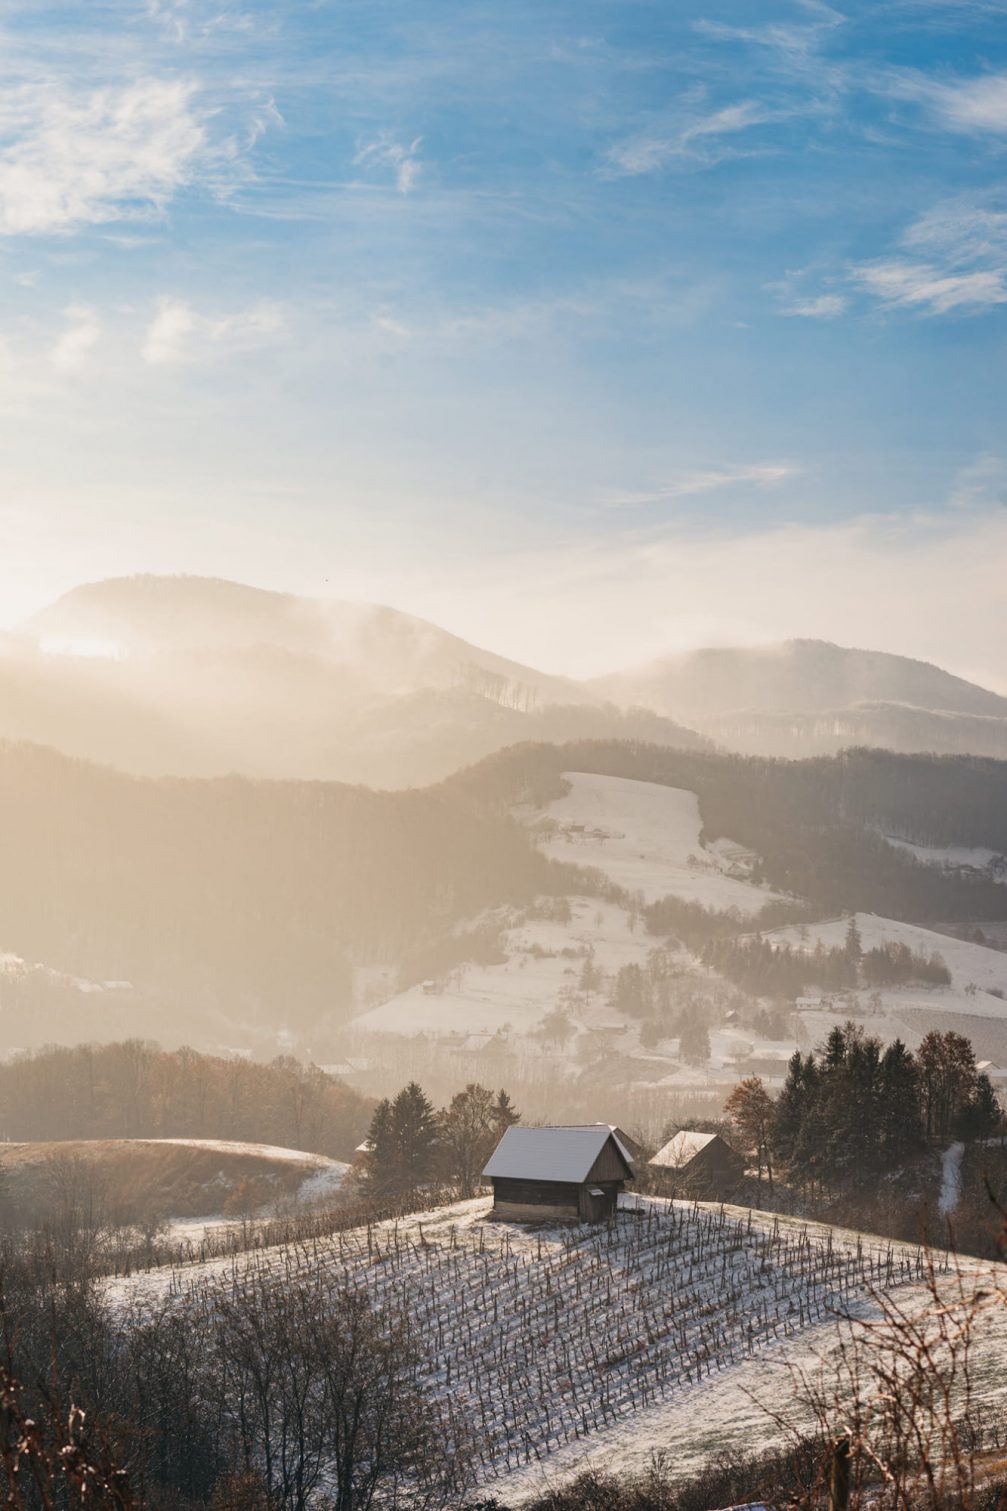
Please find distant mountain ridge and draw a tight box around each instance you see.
[591,639,1007,722]
[8,576,1007,779]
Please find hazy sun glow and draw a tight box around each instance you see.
[39,635,124,660]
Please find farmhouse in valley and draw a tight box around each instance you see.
[649,1129,745,1196]
[482,1124,635,1222]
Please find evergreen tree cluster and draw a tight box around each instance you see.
[770,1024,1001,1192]
[645,895,952,1001]
[362,1081,520,1198]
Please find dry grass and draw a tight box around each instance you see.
[0,1139,321,1224]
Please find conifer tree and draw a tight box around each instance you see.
[493,1089,520,1131]
[878,1038,924,1160]
[389,1081,438,1192]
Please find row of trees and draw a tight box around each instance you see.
[725,1025,1002,1194]
[0,1041,372,1158]
[361,1082,520,1198]
[1,1221,466,1511]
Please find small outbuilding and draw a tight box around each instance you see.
[649,1130,745,1196]
[482,1124,635,1223]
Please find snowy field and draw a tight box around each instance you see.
[765,913,1007,1018]
[129,1141,347,1240]
[351,773,784,1042]
[885,837,1007,880]
[352,898,655,1038]
[109,1194,1007,1493]
[535,772,781,912]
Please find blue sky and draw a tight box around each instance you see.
[1,0,1006,681]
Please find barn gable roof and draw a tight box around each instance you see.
[650,1129,720,1169]
[483,1125,634,1184]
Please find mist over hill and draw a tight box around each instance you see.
[6,576,706,785]
[1,734,1005,1065]
[7,578,1007,781]
[593,640,1007,759]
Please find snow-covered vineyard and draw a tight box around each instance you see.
[119,1196,944,1482]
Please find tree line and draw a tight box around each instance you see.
[359,1081,520,1198]
[0,1042,371,1158]
[725,1024,1002,1196]
[0,1217,469,1511]
[452,740,1007,922]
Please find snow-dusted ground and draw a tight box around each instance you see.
[938,1142,965,1218]
[111,1194,1007,1493]
[765,914,1007,1017]
[133,1138,345,1170]
[536,772,782,912]
[353,897,655,1038]
[134,1141,348,1240]
[354,773,785,1044]
[885,837,1007,880]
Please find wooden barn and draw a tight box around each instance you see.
[648,1130,745,1196]
[482,1125,635,1223]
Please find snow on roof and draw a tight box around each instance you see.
[547,1123,637,1162]
[650,1129,718,1169]
[483,1125,629,1183]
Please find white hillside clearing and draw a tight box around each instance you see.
[885,836,1007,880]
[535,771,780,912]
[352,897,653,1037]
[766,913,1007,1017]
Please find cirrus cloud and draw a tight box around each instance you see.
[0,79,210,236]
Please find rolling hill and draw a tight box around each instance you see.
[7,576,706,785]
[10,579,1007,782]
[111,1192,1007,1496]
[593,640,1007,759]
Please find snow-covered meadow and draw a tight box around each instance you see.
[535,772,779,912]
[352,772,780,1048]
[765,913,1007,1018]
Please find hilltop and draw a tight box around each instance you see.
[6,578,1007,784]
[111,1192,1007,1496]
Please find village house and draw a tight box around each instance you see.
[482,1124,635,1222]
[649,1129,745,1197]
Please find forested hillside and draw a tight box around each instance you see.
[0,1042,371,1155]
[450,742,1007,921]
[0,741,564,1028]
[2,738,1005,1056]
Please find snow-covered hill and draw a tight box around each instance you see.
[113,1194,1007,1495]
[764,913,1007,1013]
[534,771,779,911]
[885,836,1007,881]
[0,1138,348,1240]
[351,773,783,1078]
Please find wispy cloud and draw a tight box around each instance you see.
[142,296,285,363]
[850,260,1007,314]
[601,462,799,508]
[353,134,423,192]
[779,195,1007,318]
[783,293,848,317]
[848,194,1007,315]
[887,69,1007,134]
[50,305,101,373]
[604,101,773,177]
[0,80,209,236]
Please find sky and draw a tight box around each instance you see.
[0,0,1006,684]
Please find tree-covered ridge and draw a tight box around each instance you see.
[0,740,565,1026]
[0,1042,372,1158]
[360,1081,521,1199]
[451,741,1007,920]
